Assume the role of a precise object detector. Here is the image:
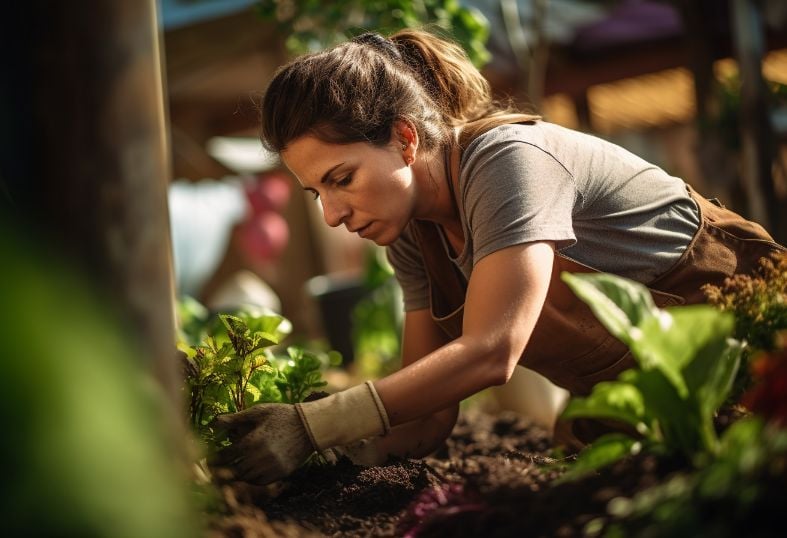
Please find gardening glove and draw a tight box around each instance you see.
[328,437,391,467]
[212,381,390,484]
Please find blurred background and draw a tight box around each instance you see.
[160,0,787,351]
[1,0,786,533]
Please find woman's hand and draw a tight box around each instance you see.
[211,381,391,484]
[211,403,314,484]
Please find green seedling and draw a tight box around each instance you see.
[178,304,340,447]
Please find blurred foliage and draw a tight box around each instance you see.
[256,0,491,66]
[708,71,787,152]
[0,226,197,537]
[703,251,787,400]
[352,246,403,378]
[742,348,787,427]
[598,418,787,538]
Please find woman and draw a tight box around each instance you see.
[213,30,783,484]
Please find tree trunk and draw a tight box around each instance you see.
[1,1,186,453]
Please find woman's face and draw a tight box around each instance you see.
[281,131,420,246]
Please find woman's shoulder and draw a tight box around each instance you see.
[463,120,569,157]
[461,120,577,172]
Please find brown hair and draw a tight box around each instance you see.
[260,29,539,154]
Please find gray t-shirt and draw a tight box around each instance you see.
[387,121,700,311]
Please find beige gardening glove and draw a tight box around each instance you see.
[211,381,391,484]
[328,437,391,467]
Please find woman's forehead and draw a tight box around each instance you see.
[280,135,345,184]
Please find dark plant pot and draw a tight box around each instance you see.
[306,274,368,364]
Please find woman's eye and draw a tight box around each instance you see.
[308,190,320,200]
[336,174,353,187]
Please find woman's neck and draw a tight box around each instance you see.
[413,146,459,228]
[412,145,465,254]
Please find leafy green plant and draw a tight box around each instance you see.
[276,345,340,403]
[557,273,743,481]
[178,305,339,445]
[256,0,491,67]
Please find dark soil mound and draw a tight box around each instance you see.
[208,409,683,537]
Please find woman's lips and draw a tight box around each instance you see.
[356,222,372,238]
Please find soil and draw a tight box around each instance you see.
[206,409,684,537]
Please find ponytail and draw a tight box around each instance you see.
[390,29,540,147]
[390,30,492,124]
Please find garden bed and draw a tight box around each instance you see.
[208,409,684,537]
[200,255,787,537]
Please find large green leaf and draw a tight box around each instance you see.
[243,312,287,339]
[560,380,647,430]
[622,369,701,456]
[683,336,742,454]
[682,334,741,421]
[561,272,659,347]
[631,306,735,398]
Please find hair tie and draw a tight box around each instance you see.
[352,32,403,61]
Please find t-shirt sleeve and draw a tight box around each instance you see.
[385,225,430,312]
[461,135,578,265]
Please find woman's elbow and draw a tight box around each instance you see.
[483,341,523,387]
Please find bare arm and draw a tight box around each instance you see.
[374,241,555,426]
[360,308,457,459]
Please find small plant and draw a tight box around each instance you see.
[557,273,743,481]
[178,302,340,446]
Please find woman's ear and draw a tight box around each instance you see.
[392,119,418,165]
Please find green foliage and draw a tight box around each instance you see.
[0,228,197,537]
[600,418,787,537]
[352,246,403,378]
[256,0,491,67]
[559,272,743,479]
[276,346,341,403]
[178,302,339,445]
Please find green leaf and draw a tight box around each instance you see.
[632,307,735,397]
[685,337,742,454]
[556,433,639,483]
[560,380,647,430]
[561,272,659,347]
[622,369,701,456]
[220,314,247,336]
[719,416,764,455]
[631,311,688,397]
[243,312,287,338]
[244,383,262,407]
[253,332,280,350]
[682,334,741,420]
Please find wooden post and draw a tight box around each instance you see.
[1,1,185,438]
[731,0,781,237]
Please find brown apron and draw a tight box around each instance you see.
[411,146,785,398]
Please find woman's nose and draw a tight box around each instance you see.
[321,196,350,228]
